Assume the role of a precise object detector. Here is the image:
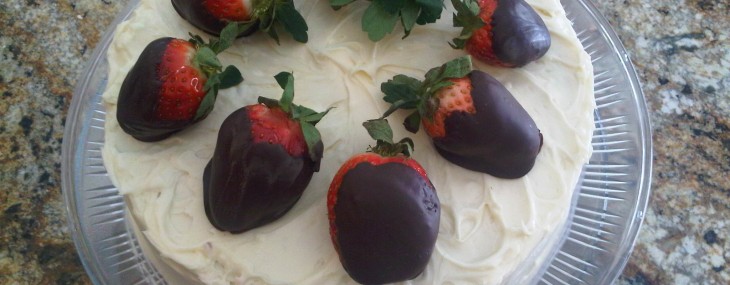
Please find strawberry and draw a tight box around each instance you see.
[327,119,439,284]
[450,0,551,67]
[117,26,243,142]
[204,72,329,233]
[421,76,475,138]
[172,0,308,44]
[380,56,543,178]
[329,0,444,41]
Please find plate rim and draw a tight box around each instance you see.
[62,0,654,284]
[571,0,653,282]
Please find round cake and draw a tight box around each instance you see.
[101,0,595,284]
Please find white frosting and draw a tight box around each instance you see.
[101,0,595,284]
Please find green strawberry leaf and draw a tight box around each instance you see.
[400,1,420,38]
[424,56,472,80]
[418,56,472,117]
[236,21,258,34]
[423,56,472,90]
[250,0,308,44]
[442,56,474,78]
[195,47,223,71]
[363,119,415,157]
[332,0,444,41]
[419,98,437,123]
[403,111,421,133]
[204,72,221,92]
[292,105,316,120]
[251,0,279,43]
[300,122,323,162]
[380,74,423,118]
[362,0,400,42]
[218,65,243,89]
[449,38,467,49]
[275,1,309,43]
[260,72,329,162]
[381,74,422,105]
[379,56,473,130]
[299,107,332,125]
[258,96,281,109]
[427,80,455,97]
[274,72,294,113]
[195,88,217,121]
[363,118,394,144]
[267,72,329,161]
[267,26,281,45]
[292,104,331,124]
[452,0,483,28]
[330,0,356,9]
[416,0,444,12]
[188,33,206,47]
[381,100,408,119]
[382,0,406,14]
[415,0,443,24]
[395,137,415,156]
[210,22,239,54]
[185,28,245,122]
[382,88,420,109]
[450,0,484,49]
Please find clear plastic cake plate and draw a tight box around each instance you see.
[62,0,653,284]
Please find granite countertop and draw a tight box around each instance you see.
[1,0,727,284]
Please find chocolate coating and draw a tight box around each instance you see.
[334,162,440,284]
[171,0,258,37]
[491,0,551,67]
[117,37,198,142]
[203,107,322,233]
[433,70,543,178]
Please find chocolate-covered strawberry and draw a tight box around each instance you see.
[328,119,439,284]
[204,72,329,233]
[117,25,243,142]
[172,0,308,43]
[450,0,550,67]
[380,56,542,178]
[329,0,444,41]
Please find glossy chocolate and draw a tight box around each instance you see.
[117,37,198,142]
[433,70,543,178]
[491,0,551,67]
[171,0,257,37]
[203,107,322,233]
[333,162,440,284]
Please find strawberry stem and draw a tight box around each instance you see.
[245,0,309,44]
[330,0,444,42]
[188,25,244,121]
[450,0,486,49]
[258,72,330,162]
[379,56,473,133]
[363,119,414,157]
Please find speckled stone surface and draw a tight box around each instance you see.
[0,0,727,284]
[599,1,730,284]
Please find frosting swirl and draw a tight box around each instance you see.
[102,0,594,283]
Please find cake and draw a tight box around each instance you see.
[101,0,595,284]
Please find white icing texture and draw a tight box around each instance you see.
[102,0,594,284]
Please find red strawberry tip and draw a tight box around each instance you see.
[257,72,330,162]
